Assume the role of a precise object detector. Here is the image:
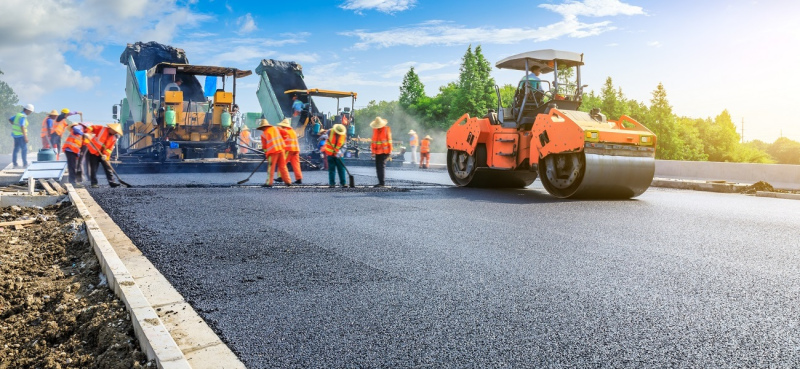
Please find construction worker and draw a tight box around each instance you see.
[408,129,419,164]
[370,117,392,187]
[278,118,303,184]
[62,121,87,187]
[9,104,34,168]
[85,123,122,188]
[256,119,291,187]
[41,110,58,149]
[238,125,251,156]
[322,124,347,188]
[291,95,303,117]
[420,135,432,169]
[52,109,81,160]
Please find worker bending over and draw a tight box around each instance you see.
[278,118,303,184]
[420,135,432,169]
[85,123,122,188]
[322,124,347,188]
[53,108,81,160]
[370,117,392,187]
[256,119,291,187]
[62,121,87,187]
[41,110,58,149]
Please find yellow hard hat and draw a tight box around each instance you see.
[61,108,70,114]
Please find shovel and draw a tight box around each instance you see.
[101,157,133,187]
[334,156,355,188]
[237,157,267,185]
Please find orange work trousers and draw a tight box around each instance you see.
[267,152,291,185]
[285,151,303,181]
[420,152,430,168]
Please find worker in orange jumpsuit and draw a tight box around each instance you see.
[62,121,87,187]
[278,118,303,184]
[370,116,392,187]
[256,119,291,187]
[85,123,122,188]
[40,110,58,149]
[238,125,251,157]
[419,135,432,169]
[52,108,81,160]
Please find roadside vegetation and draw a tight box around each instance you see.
[353,46,799,164]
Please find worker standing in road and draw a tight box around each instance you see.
[63,121,87,187]
[278,118,303,184]
[41,110,58,149]
[370,117,392,187]
[238,125,251,156]
[52,108,82,160]
[85,123,122,188]
[408,130,419,165]
[9,104,34,168]
[256,119,291,187]
[322,124,347,188]
[420,135,432,169]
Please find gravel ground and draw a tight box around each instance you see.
[89,169,800,368]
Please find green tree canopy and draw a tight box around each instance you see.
[399,67,425,110]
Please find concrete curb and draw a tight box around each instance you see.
[68,184,246,369]
[651,178,748,193]
[756,191,800,200]
[67,184,192,369]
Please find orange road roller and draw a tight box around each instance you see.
[446,50,656,199]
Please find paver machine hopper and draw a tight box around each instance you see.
[446,50,656,198]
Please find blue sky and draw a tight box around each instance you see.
[1,0,798,142]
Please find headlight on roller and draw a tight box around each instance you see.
[585,130,599,143]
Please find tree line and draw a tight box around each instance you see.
[0,69,59,154]
[353,46,799,164]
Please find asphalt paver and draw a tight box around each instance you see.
[90,169,800,368]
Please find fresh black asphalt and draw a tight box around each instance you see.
[89,169,800,368]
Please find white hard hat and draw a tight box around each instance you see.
[24,104,34,112]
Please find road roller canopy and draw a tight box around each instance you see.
[495,50,584,74]
[147,63,253,78]
[285,89,357,99]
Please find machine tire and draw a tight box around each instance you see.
[538,152,585,198]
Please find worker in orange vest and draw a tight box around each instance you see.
[52,108,81,160]
[277,118,303,184]
[322,124,347,188]
[62,121,87,187]
[85,123,122,188]
[370,116,392,187]
[256,119,291,187]
[419,135,432,169]
[408,129,419,165]
[238,125,251,156]
[40,110,58,149]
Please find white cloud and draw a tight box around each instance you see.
[0,0,210,101]
[341,0,644,49]
[180,35,311,66]
[342,18,615,49]
[647,41,662,47]
[382,60,459,78]
[539,0,645,18]
[237,13,257,34]
[340,0,416,14]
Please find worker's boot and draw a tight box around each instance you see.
[293,179,302,184]
[109,182,120,188]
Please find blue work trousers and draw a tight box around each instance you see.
[12,136,27,167]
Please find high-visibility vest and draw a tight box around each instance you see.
[41,118,52,137]
[420,138,431,154]
[53,118,67,136]
[260,126,285,155]
[371,126,392,155]
[321,132,345,156]
[239,129,251,152]
[279,127,299,153]
[11,113,28,137]
[409,133,419,147]
[86,126,118,158]
[63,125,83,154]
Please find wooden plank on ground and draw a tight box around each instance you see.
[38,179,58,196]
[0,219,37,227]
[47,179,66,194]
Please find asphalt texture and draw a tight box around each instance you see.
[88,167,800,368]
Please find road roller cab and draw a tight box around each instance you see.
[446,49,657,199]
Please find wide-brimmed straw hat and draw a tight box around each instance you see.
[408,129,416,134]
[256,119,272,130]
[277,118,292,128]
[48,110,58,116]
[331,124,346,136]
[424,135,432,140]
[370,117,388,129]
[107,123,123,135]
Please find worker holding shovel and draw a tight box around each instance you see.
[277,118,303,184]
[62,121,87,187]
[256,119,291,188]
[85,123,122,188]
[321,124,347,188]
[370,117,392,187]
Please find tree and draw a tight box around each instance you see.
[674,117,708,161]
[645,83,684,159]
[399,67,425,110]
[473,46,496,114]
[498,84,515,108]
[0,69,19,113]
[452,45,496,121]
[766,137,800,164]
[701,110,742,162]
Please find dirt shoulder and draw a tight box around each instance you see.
[0,202,152,368]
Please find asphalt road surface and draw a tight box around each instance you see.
[89,167,800,368]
